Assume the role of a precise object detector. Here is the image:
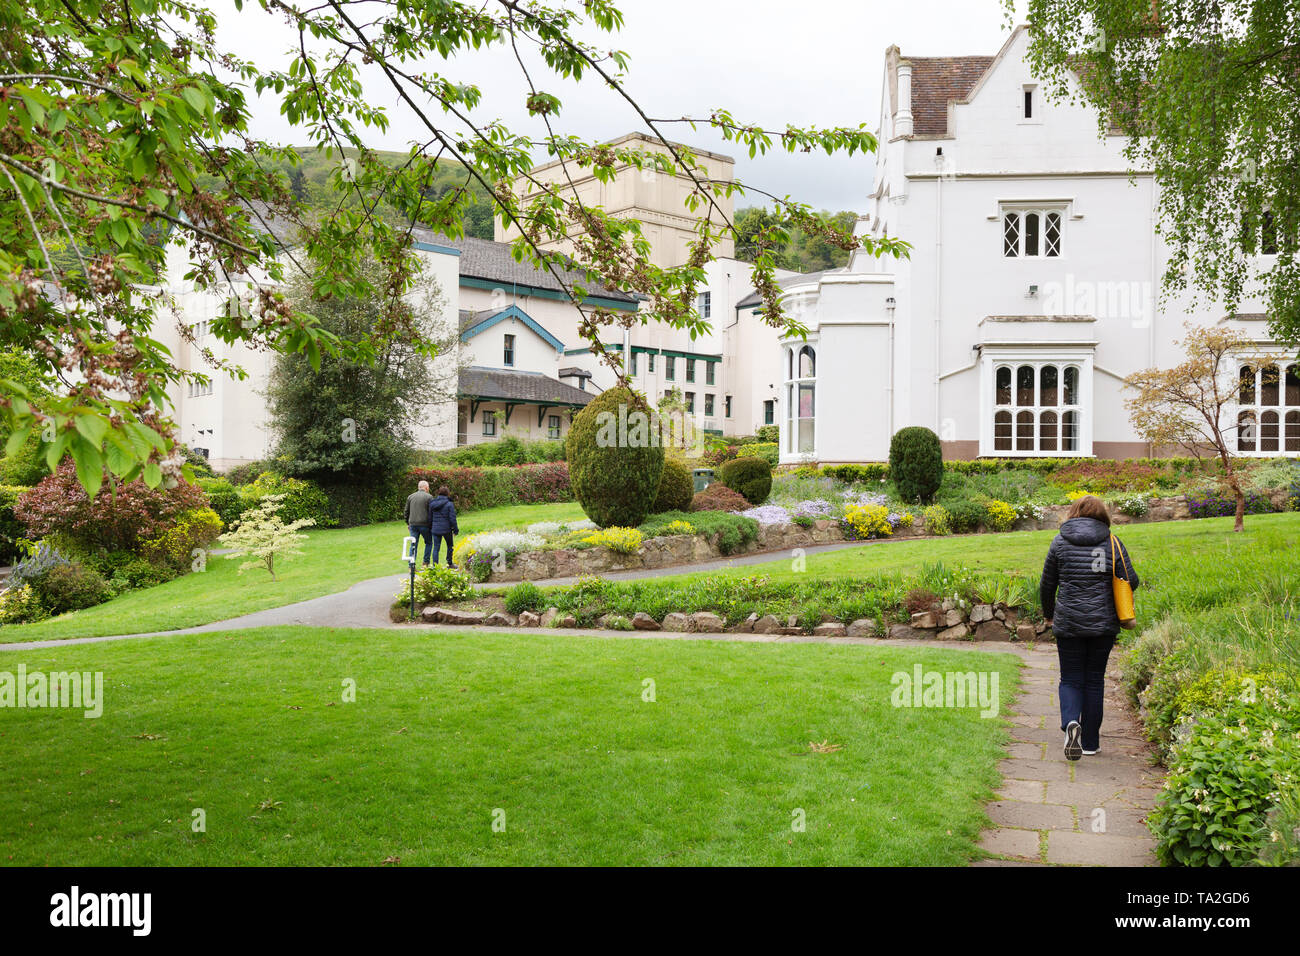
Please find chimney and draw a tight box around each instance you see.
[896,60,914,138]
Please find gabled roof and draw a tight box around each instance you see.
[458,367,593,407]
[908,56,997,136]
[458,304,564,351]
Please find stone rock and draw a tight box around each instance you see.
[540,607,559,627]
[692,611,725,633]
[752,614,782,634]
[738,612,758,633]
[889,624,926,641]
[994,606,1007,621]
[970,603,994,624]
[937,623,971,640]
[786,614,800,629]
[944,608,965,627]
[1035,620,1049,634]
[424,607,486,626]
[1015,623,1036,642]
[555,613,577,628]
[813,622,847,637]
[941,597,955,612]
[846,618,877,637]
[632,612,660,631]
[518,610,541,627]
[484,611,517,627]
[974,620,1012,642]
[662,612,690,632]
[911,610,939,629]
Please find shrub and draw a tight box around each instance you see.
[719,456,773,505]
[0,484,31,564]
[0,431,49,486]
[941,498,985,534]
[504,580,544,615]
[659,519,696,536]
[388,463,571,520]
[218,494,315,580]
[31,562,112,615]
[565,387,664,528]
[196,478,243,528]
[889,427,944,504]
[641,509,757,554]
[410,564,474,603]
[140,508,224,571]
[984,499,1017,532]
[1185,488,1277,519]
[582,527,643,554]
[9,542,71,588]
[921,504,951,536]
[1149,695,1300,866]
[736,442,779,467]
[755,424,779,443]
[652,458,694,514]
[690,484,750,513]
[0,584,47,624]
[15,460,212,556]
[99,555,178,593]
[842,502,894,539]
[420,437,566,467]
[178,444,216,478]
[223,460,273,485]
[823,463,890,484]
[1109,492,1151,518]
[238,473,336,527]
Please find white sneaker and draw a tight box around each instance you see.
[1082,748,1098,756]
[1064,721,1083,761]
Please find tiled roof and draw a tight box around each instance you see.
[458,366,593,406]
[908,56,996,136]
[412,229,637,304]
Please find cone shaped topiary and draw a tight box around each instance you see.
[565,386,665,528]
[889,426,944,504]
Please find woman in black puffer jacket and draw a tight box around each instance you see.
[1039,495,1139,761]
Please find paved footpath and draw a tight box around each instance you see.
[974,649,1163,866]
[0,553,1164,866]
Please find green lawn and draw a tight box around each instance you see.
[0,501,586,642]
[0,626,1019,865]
[658,511,1300,586]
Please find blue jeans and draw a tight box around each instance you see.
[1056,634,1115,751]
[409,525,433,565]
[432,532,455,567]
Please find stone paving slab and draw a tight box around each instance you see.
[977,650,1164,867]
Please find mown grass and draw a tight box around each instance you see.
[0,627,1019,866]
[0,501,586,642]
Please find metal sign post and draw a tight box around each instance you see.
[401,535,417,620]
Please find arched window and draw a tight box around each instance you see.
[1040,410,1058,451]
[1287,365,1300,406]
[1040,365,1059,406]
[1238,410,1257,452]
[784,345,816,456]
[1063,366,1078,406]
[1239,365,1256,404]
[995,366,1011,405]
[994,411,1012,451]
[1287,410,1300,452]
[1261,364,1281,405]
[1261,411,1280,452]
[798,345,816,378]
[1024,213,1040,257]
[1016,410,1035,451]
[1016,365,1035,406]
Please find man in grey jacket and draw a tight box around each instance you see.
[404,480,435,567]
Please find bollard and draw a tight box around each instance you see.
[401,535,417,620]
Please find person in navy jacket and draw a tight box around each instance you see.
[427,485,460,568]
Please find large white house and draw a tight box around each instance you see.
[774,24,1296,465]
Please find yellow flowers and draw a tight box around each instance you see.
[582,526,643,554]
[660,519,696,536]
[843,502,894,539]
[984,499,1017,532]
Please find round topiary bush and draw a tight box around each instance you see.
[889,426,944,504]
[565,386,665,528]
[652,458,694,514]
[690,483,751,513]
[719,456,772,506]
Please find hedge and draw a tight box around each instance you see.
[378,462,573,519]
[816,457,1242,485]
[0,484,31,565]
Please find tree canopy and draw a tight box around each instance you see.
[1018,0,1300,344]
[0,0,909,496]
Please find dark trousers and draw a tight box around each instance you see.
[432,532,455,567]
[409,524,433,565]
[1056,633,1115,751]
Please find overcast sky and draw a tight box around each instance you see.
[220,0,1029,212]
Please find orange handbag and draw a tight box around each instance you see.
[1111,535,1136,629]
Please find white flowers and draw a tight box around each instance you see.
[526,519,595,535]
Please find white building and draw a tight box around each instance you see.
[775,25,1294,465]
